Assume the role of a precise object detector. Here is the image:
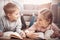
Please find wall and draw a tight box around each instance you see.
[0,0,60,27]
[0,0,51,21]
[51,0,60,27]
[0,0,4,17]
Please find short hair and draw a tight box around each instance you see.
[3,3,19,14]
[39,8,53,24]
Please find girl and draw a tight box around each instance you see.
[25,8,60,40]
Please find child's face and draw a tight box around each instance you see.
[7,9,20,21]
[37,14,50,28]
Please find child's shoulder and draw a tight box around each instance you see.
[0,16,5,20]
[51,23,58,28]
[0,16,8,23]
[51,23,59,31]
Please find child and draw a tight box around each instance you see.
[0,3,25,39]
[25,8,60,39]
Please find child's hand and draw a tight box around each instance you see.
[0,32,3,37]
[25,30,30,34]
[20,31,26,38]
[36,32,44,39]
[25,29,35,34]
[25,30,39,39]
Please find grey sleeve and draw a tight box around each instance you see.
[0,18,4,32]
[16,18,22,33]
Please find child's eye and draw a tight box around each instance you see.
[39,19,42,21]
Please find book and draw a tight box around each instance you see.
[45,29,54,39]
[3,31,23,39]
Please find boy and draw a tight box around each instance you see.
[0,3,25,39]
[25,8,60,39]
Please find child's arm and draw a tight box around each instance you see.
[16,18,26,38]
[51,23,60,38]
[25,23,38,39]
[25,26,45,39]
[25,32,44,39]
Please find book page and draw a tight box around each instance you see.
[3,31,23,39]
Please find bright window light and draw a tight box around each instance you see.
[23,0,52,5]
[13,0,52,5]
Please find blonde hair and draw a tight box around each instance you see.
[38,8,53,24]
[3,3,19,14]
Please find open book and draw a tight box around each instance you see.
[3,31,23,39]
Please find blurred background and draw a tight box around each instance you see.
[0,0,60,28]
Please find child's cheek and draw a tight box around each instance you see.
[13,15,18,19]
[42,21,46,26]
[42,22,48,27]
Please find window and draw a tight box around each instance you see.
[13,0,52,5]
[22,0,52,5]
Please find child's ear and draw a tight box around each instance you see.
[7,13,11,17]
